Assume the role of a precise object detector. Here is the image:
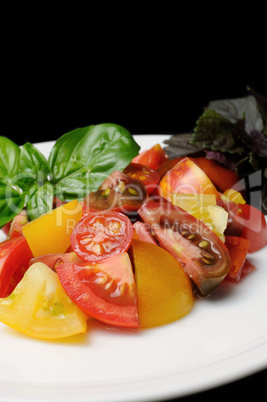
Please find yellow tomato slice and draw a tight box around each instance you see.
[171,193,217,212]
[223,189,246,205]
[189,204,228,242]
[22,200,82,257]
[130,239,194,329]
[0,262,88,339]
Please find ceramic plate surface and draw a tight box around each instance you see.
[0,135,266,402]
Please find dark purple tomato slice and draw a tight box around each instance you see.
[123,163,160,194]
[138,198,231,296]
[83,171,147,214]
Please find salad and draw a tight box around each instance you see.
[0,123,266,340]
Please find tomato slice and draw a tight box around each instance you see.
[224,236,250,282]
[71,211,133,263]
[83,171,147,213]
[132,144,168,170]
[133,221,157,244]
[158,157,220,202]
[236,203,267,253]
[0,236,33,297]
[30,251,84,271]
[157,156,240,192]
[123,163,160,194]
[138,198,231,296]
[130,239,193,328]
[56,252,139,328]
[0,262,88,339]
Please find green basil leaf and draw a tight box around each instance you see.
[0,136,20,180]
[48,123,140,199]
[0,182,25,227]
[26,182,54,221]
[20,142,51,185]
[53,168,108,202]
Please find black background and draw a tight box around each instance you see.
[1,75,265,145]
[1,68,266,400]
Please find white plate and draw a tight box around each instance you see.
[0,134,266,402]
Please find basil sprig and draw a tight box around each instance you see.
[0,123,140,227]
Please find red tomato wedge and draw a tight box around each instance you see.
[123,163,160,194]
[158,157,220,202]
[71,211,133,263]
[132,144,168,170]
[0,236,33,297]
[237,203,267,253]
[138,198,231,296]
[224,236,250,281]
[56,252,139,328]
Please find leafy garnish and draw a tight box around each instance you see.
[0,123,140,227]
[163,87,267,212]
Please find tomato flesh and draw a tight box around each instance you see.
[83,171,147,213]
[138,198,231,296]
[224,236,250,282]
[0,236,33,297]
[132,221,157,244]
[71,211,133,263]
[56,252,139,328]
[123,163,160,194]
[130,239,194,328]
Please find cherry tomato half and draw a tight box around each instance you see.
[138,198,231,296]
[56,252,139,328]
[123,163,160,194]
[70,211,133,263]
[83,171,147,214]
[0,236,33,297]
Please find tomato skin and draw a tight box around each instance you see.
[138,198,231,296]
[56,252,139,328]
[237,203,267,253]
[158,157,220,202]
[132,144,168,170]
[71,211,133,263]
[83,171,147,213]
[0,236,33,297]
[157,157,240,193]
[123,163,160,194]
